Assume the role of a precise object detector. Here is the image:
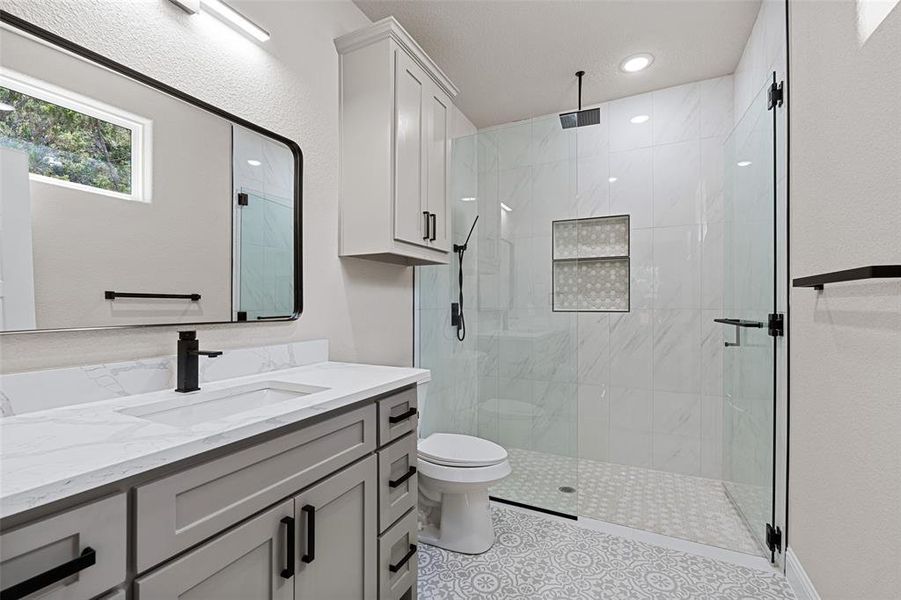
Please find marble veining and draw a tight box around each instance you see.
[0,358,429,519]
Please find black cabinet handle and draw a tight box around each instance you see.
[301,504,315,564]
[429,213,437,241]
[388,544,417,573]
[422,211,430,241]
[1,547,95,600]
[280,516,295,579]
[388,407,417,424]
[389,466,417,488]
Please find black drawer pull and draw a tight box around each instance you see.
[280,516,295,579]
[301,504,315,564]
[1,547,96,600]
[388,544,417,573]
[388,407,417,424]
[389,466,417,488]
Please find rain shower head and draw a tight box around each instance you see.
[559,70,600,129]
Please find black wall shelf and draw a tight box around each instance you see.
[792,265,901,290]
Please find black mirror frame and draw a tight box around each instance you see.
[0,11,303,335]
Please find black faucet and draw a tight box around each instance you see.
[175,331,223,393]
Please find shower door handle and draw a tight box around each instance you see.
[714,318,764,347]
[422,211,430,241]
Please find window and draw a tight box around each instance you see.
[0,71,151,201]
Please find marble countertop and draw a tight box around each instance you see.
[0,361,429,521]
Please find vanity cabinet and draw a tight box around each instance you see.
[0,385,420,600]
[336,17,458,266]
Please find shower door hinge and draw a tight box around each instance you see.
[766,523,783,554]
[768,80,784,110]
[237,192,249,206]
[768,313,784,337]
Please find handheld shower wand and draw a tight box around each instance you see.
[451,215,478,341]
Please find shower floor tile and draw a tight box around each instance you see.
[491,447,761,555]
[418,505,794,600]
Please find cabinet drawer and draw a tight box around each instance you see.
[135,499,293,600]
[0,493,126,600]
[378,387,418,445]
[378,509,418,600]
[135,404,376,572]
[378,433,417,533]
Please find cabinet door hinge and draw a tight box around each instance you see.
[766,523,783,554]
[768,80,784,110]
[768,313,784,337]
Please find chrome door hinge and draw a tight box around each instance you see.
[768,80,784,110]
[768,313,784,337]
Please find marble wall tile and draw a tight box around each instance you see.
[533,115,577,165]
[532,161,578,235]
[700,136,727,224]
[576,106,609,158]
[653,82,700,145]
[700,76,735,138]
[701,394,724,479]
[653,225,702,309]
[653,140,701,227]
[478,129,498,173]
[700,221,725,311]
[700,310,725,397]
[497,121,533,170]
[578,383,609,462]
[609,148,653,229]
[576,154,610,218]
[499,166,533,239]
[609,310,653,390]
[609,386,653,468]
[629,228,654,310]
[609,92,653,152]
[494,378,534,449]
[577,312,609,385]
[652,309,701,394]
[653,390,701,437]
[652,432,701,476]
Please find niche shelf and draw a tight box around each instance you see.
[552,215,630,312]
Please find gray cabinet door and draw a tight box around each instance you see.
[293,456,377,600]
[134,499,294,600]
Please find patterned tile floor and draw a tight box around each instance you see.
[490,447,761,555]
[418,506,795,600]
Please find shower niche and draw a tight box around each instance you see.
[552,215,630,312]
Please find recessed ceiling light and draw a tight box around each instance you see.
[500,202,513,212]
[247,159,262,166]
[620,53,654,73]
[461,197,477,202]
[608,177,618,183]
[0,102,14,112]
[737,160,752,167]
[630,114,650,124]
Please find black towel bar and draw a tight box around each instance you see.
[793,265,901,290]
[105,291,201,301]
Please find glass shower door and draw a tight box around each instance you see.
[721,80,777,558]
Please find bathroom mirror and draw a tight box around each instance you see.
[0,13,302,334]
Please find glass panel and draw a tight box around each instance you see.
[237,191,294,319]
[722,80,776,554]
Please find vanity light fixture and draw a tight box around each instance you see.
[630,114,650,124]
[247,159,262,166]
[169,0,270,42]
[620,53,654,73]
[737,160,752,167]
[0,101,14,111]
[500,202,513,212]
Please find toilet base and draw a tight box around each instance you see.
[418,488,495,555]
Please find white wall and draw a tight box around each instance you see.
[788,1,901,598]
[0,0,417,373]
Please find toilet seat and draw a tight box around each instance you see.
[417,433,507,467]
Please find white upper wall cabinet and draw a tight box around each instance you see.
[336,18,458,265]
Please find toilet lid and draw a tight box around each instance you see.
[418,433,508,467]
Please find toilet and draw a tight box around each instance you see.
[417,433,511,555]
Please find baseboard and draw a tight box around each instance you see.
[786,547,820,600]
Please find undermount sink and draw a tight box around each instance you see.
[120,381,329,427]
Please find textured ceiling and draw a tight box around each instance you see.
[354,0,761,128]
